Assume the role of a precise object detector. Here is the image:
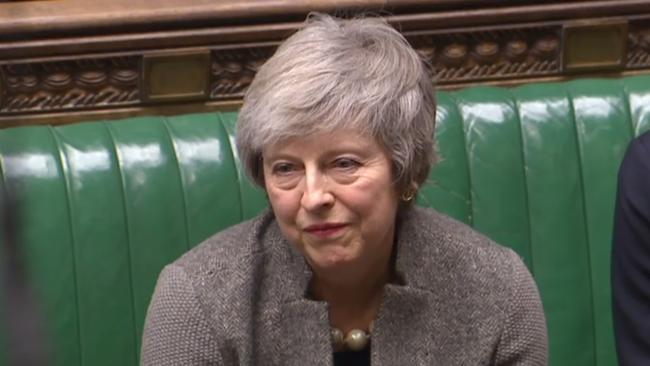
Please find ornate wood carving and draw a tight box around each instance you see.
[408,26,560,84]
[204,27,562,101]
[627,19,650,69]
[0,57,139,113]
[1,0,650,127]
[210,46,278,100]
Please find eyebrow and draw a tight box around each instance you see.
[262,153,296,164]
[265,145,375,161]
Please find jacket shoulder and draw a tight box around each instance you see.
[165,210,278,322]
[402,207,531,299]
[173,210,273,275]
[142,212,277,364]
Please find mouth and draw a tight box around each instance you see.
[303,223,348,239]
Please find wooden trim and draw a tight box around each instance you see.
[1,0,649,127]
[0,0,556,38]
[562,20,629,72]
[6,67,650,129]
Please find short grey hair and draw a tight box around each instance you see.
[236,13,436,194]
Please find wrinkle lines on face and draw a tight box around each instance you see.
[262,129,400,275]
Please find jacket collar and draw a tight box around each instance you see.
[266,207,431,297]
[266,208,441,365]
[372,208,442,364]
[263,214,333,365]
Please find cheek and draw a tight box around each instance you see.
[266,188,300,224]
[343,181,398,222]
[267,188,305,249]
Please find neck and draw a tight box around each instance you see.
[309,250,394,333]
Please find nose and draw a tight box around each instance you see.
[300,168,334,211]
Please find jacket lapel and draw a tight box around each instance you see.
[370,208,445,365]
[280,299,332,366]
[268,221,334,366]
[270,208,467,366]
[372,284,441,365]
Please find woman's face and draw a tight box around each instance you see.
[262,129,399,273]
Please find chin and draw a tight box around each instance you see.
[309,248,357,270]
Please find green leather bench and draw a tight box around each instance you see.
[2,75,650,366]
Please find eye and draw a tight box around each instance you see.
[332,157,361,170]
[272,162,296,175]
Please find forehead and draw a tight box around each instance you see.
[262,129,383,158]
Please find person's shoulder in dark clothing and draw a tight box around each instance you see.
[612,129,650,366]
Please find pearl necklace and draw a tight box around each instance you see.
[331,322,373,351]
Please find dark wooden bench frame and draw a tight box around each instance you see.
[1,0,649,127]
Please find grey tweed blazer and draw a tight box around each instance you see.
[141,207,548,365]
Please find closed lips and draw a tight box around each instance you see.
[304,223,347,232]
[304,223,348,238]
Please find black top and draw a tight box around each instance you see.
[333,348,371,366]
[612,130,650,366]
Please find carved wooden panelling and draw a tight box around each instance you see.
[408,26,561,83]
[0,57,139,113]
[628,20,650,69]
[1,0,650,126]
[206,26,562,100]
[210,46,278,100]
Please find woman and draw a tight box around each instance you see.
[141,13,548,365]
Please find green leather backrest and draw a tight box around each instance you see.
[2,76,650,366]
